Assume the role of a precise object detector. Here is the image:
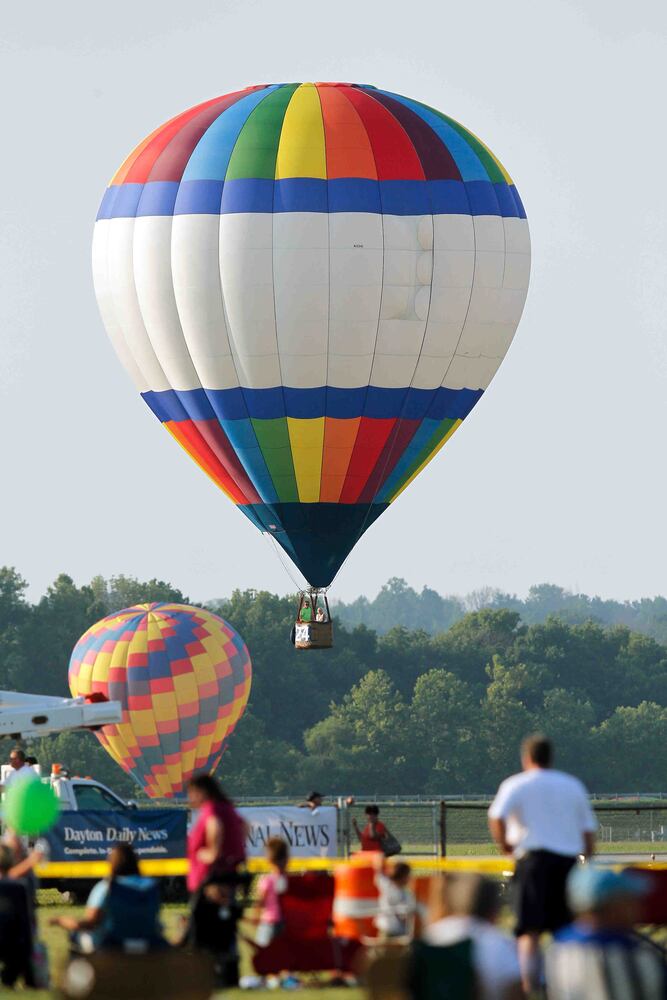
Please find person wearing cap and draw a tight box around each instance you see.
[299,792,323,811]
[488,734,597,994]
[545,865,665,999]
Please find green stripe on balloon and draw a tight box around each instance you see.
[251,417,299,502]
[225,83,299,180]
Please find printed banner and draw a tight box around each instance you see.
[240,806,338,858]
[45,809,187,862]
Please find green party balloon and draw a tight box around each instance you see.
[3,776,60,835]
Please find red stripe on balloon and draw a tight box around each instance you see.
[356,88,461,181]
[339,417,396,503]
[357,417,422,503]
[166,420,258,505]
[144,86,266,183]
[336,87,425,180]
[119,95,234,185]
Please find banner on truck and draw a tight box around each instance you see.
[240,806,338,858]
[45,810,187,862]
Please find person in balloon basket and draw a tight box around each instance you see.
[488,734,597,995]
[185,772,248,972]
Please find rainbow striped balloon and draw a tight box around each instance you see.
[93,83,530,588]
[69,603,251,798]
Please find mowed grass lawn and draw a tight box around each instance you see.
[25,892,365,1000]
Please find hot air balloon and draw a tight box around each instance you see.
[68,603,252,798]
[93,83,530,630]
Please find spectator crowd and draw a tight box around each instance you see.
[0,734,665,998]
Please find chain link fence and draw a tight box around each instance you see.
[442,801,667,856]
[226,796,667,857]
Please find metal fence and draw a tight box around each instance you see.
[441,801,667,856]
[144,795,667,857]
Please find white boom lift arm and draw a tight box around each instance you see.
[0,690,122,739]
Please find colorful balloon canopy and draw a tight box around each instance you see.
[93,83,530,587]
[69,603,252,798]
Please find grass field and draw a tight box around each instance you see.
[25,892,365,1000]
[442,841,666,856]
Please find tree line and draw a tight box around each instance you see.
[333,576,667,644]
[1,567,666,798]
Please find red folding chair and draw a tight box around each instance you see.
[251,873,362,975]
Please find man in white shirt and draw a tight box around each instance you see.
[488,734,597,994]
[0,749,34,793]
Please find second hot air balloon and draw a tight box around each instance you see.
[93,82,530,595]
[69,603,252,798]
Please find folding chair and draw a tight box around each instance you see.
[252,872,362,975]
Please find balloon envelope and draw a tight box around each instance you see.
[93,83,530,587]
[4,776,59,836]
[69,603,252,798]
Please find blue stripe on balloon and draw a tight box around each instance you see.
[98,178,527,219]
[220,177,274,213]
[181,85,281,182]
[378,181,431,216]
[273,178,328,212]
[136,181,180,216]
[328,178,381,213]
[174,179,224,214]
[217,418,279,503]
[375,418,443,501]
[142,385,483,423]
[97,183,143,220]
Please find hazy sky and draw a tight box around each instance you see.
[2,0,667,605]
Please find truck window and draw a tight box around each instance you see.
[73,785,122,811]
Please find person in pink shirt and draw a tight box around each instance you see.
[186,773,246,894]
[185,772,248,971]
[255,838,289,947]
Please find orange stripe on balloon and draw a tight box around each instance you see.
[317,85,378,179]
[319,417,361,502]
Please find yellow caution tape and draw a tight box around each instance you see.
[37,855,666,880]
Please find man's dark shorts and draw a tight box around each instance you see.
[512,849,577,935]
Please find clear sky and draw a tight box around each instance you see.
[2,0,666,605]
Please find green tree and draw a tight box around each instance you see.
[409,670,477,792]
[433,609,525,689]
[591,702,667,792]
[303,671,410,792]
[90,575,188,614]
[0,567,30,689]
[537,688,595,779]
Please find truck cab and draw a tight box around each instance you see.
[49,771,134,813]
[0,764,134,813]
